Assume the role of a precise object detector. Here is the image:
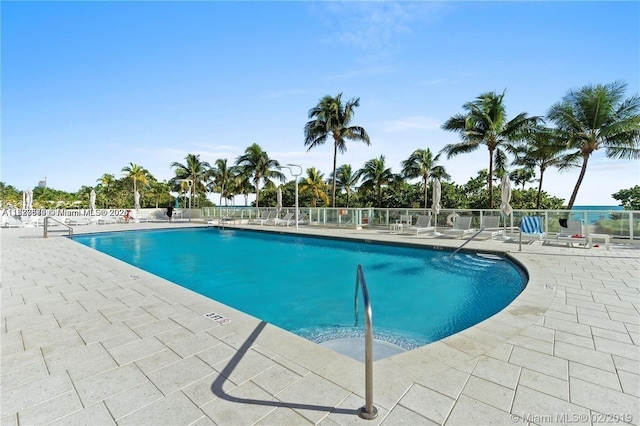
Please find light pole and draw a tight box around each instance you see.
[176,179,193,222]
[278,164,302,229]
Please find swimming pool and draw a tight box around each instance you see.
[74,228,526,350]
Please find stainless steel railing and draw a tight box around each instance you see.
[449,227,485,258]
[43,217,73,238]
[354,264,378,420]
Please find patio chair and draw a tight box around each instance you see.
[249,211,269,224]
[443,216,474,238]
[391,214,413,234]
[273,212,294,226]
[3,216,26,228]
[478,215,502,240]
[67,217,91,226]
[555,219,587,247]
[519,216,546,244]
[407,214,434,235]
[258,210,277,226]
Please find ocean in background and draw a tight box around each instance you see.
[572,205,624,224]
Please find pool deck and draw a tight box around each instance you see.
[1,222,639,425]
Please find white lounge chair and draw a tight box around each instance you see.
[249,211,269,225]
[407,214,434,235]
[3,216,25,228]
[479,215,502,240]
[443,216,474,238]
[258,210,277,226]
[518,216,546,244]
[273,212,294,226]
[556,219,587,247]
[67,217,91,226]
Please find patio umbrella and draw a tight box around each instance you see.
[90,189,96,212]
[22,191,27,209]
[431,178,442,236]
[26,189,33,210]
[276,187,283,216]
[500,175,512,239]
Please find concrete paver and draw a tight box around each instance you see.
[1,222,639,425]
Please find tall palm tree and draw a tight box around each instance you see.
[209,159,235,206]
[441,90,539,208]
[401,148,450,208]
[170,154,211,208]
[96,173,116,208]
[355,155,394,207]
[121,163,150,207]
[234,143,284,208]
[300,167,329,207]
[331,164,359,208]
[512,126,578,209]
[304,93,370,207]
[547,81,640,209]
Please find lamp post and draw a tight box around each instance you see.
[278,164,302,229]
[176,179,193,222]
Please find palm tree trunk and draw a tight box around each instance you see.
[331,142,338,207]
[254,177,260,208]
[536,169,545,209]
[567,155,589,209]
[488,150,494,208]
[423,176,428,209]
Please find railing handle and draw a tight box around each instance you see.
[354,265,378,420]
[450,227,485,258]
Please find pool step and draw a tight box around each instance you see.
[320,337,406,362]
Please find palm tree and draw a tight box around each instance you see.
[96,173,116,208]
[209,159,235,206]
[355,155,394,207]
[331,164,360,208]
[299,167,329,207]
[234,143,284,208]
[121,163,150,207]
[509,168,536,191]
[170,154,211,208]
[304,93,370,207]
[547,81,640,209]
[512,126,578,209]
[441,90,539,208]
[401,148,450,208]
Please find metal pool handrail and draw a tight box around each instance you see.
[449,227,485,258]
[43,216,73,238]
[354,264,378,420]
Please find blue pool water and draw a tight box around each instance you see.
[74,228,526,349]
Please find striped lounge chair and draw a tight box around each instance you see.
[519,216,546,243]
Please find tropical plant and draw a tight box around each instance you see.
[209,159,236,206]
[440,90,539,208]
[0,182,22,207]
[331,164,360,208]
[121,163,150,207]
[304,93,370,207]
[547,81,640,209]
[170,154,211,208]
[612,185,640,210]
[355,155,394,207]
[511,126,578,208]
[401,148,450,208]
[299,167,329,207]
[96,173,116,208]
[509,168,536,190]
[234,143,284,208]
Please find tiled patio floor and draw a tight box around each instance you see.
[1,222,638,425]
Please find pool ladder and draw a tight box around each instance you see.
[449,227,485,258]
[354,264,378,420]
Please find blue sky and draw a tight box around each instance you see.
[2,1,639,205]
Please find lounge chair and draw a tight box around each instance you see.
[518,216,546,244]
[249,211,269,225]
[257,210,277,226]
[67,217,91,226]
[479,215,502,240]
[3,216,25,228]
[555,219,587,247]
[407,214,434,235]
[273,212,294,226]
[443,216,474,238]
